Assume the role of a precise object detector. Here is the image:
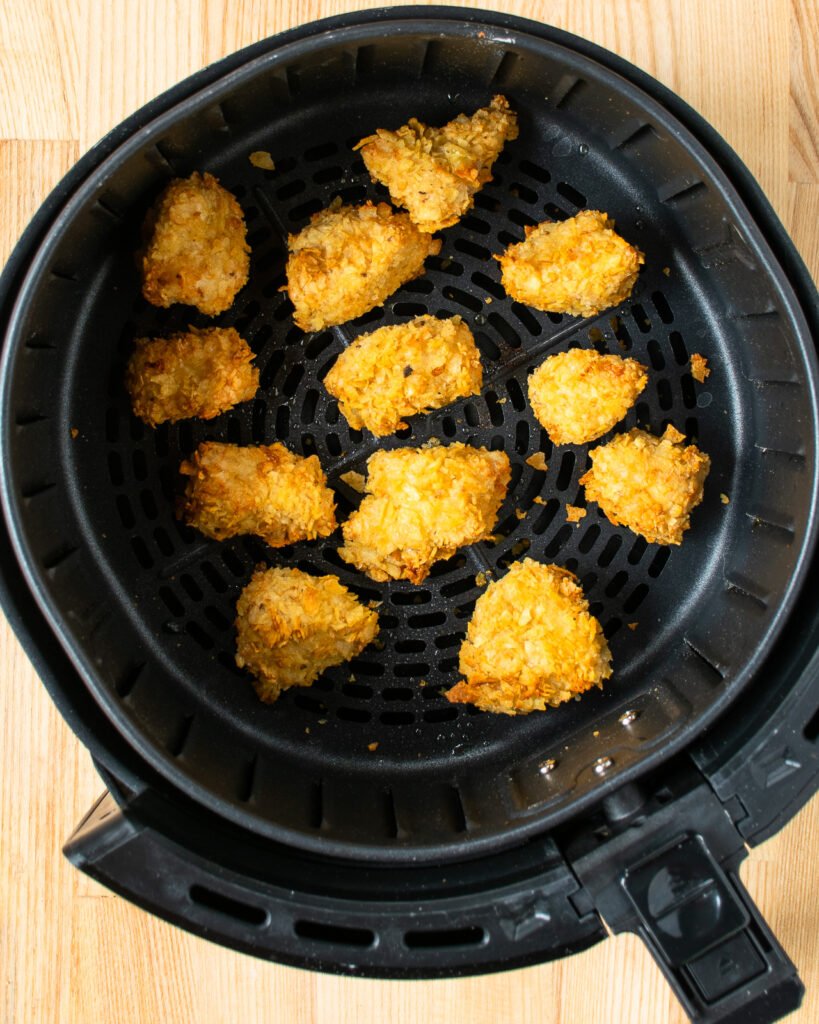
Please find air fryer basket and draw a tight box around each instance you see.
[1,15,817,869]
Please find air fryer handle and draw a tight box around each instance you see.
[571,820,803,1024]
[626,845,803,1024]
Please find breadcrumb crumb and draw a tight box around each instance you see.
[235,567,379,704]
[141,172,249,316]
[690,353,711,383]
[525,452,549,472]
[249,151,276,170]
[446,559,612,714]
[286,200,440,331]
[126,326,258,426]
[340,470,366,492]
[497,210,644,317]
[367,741,379,752]
[355,95,518,233]
[628,622,639,631]
[580,424,711,545]
[339,443,510,583]
[180,442,337,547]
[324,315,482,435]
[566,504,587,523]
[528,348,648,445]
[721,492,731,505]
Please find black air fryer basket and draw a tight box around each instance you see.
[2,8,818,1024]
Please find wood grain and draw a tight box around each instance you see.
[1,3,818,1023]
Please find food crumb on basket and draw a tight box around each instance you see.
[533,495,546,505]
[566,504,587,523]
[721,492,731,505]
[628,621,639,631]
[249,150,276,170]
[515,507,527,520]
[525,452,548,472]
[475,571,490,587]
[340,470,366,492]
[70,427,79,439]
[367,741,379,752]
[690,353,710,383]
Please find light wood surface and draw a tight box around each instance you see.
[1,2,818,1022]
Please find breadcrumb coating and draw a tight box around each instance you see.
[355,95,519,233]
[497,210,644,317]
[286,200,441,331]
[690,353,711,382]
[339,443,510,583]
[126,326,258,427]
[446,559,612,714]
[324,314,482,436]
[580,424,711,545]
[180,442,337,547]
[141,172,249,316]
[235,567,379,703]
[528,348,648,444]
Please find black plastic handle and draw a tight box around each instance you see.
[566,774,804,1024]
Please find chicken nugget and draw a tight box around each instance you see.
[140,172,249,316]
[355,95,519,233]
[180,442,337,547]
[579,424,710,545]
[528,348,648,444]
[497,210,644,317]
[286,200,441,332]
[324,314,482,436]
[445,559,612,714]
[235,566,379,703]
[339,443,510,584]
[126,326,258,427]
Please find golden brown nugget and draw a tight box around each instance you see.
[497,210,644,317]
[580,424,711,545]
[355,95,519,233]
[141,172,249,316]
[235,567,379,703]
[446,559,612,715]
[286,200,441,331]
[339,443,510,584]
[528,348,648,445]
[126,326,259,427]
[324,315,482,436]
[180,442,337,547]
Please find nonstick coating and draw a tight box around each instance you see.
[2,17,817,862]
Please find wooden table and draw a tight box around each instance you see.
[1,2,817,1022]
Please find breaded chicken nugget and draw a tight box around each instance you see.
[497,210,644,317]
[355,95,519,233]
[286,200,441,332]
[180,442,337,547]
[528,348,648,445]
[446,559,612,714]
[126,326,259,427]
[235,566,379,703]
[324,315,482,436]
[141,172,249,316]
[339,443,510,584]
[580,424,710,545]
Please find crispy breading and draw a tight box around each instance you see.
[180,442,337,547]
[126,326,259,427]
[235,566,379,703]
[497,210,644,317]
[355,95,519,233]
[566,504,587,523]
[528,348,648,444]
[141,172,249,316]
[525,452,548,472]
[286,200,441,331]
[690,353,711,383]
[324,314,482,435]
[445,559,612,714]
[339,443,510,583]
[579,424,710,545]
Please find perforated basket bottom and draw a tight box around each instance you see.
[6,24,815,857]
[101,95,734,759]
